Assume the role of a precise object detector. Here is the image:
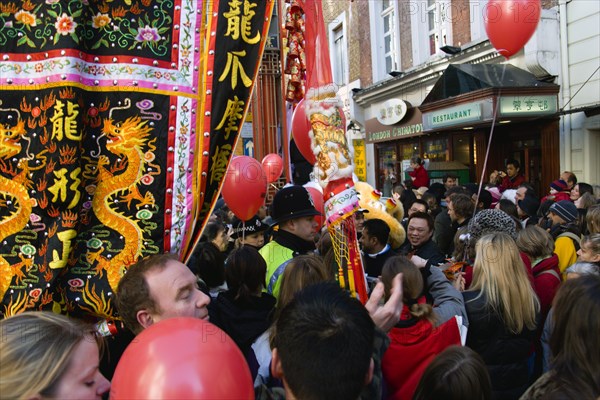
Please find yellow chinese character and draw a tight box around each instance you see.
[210,144,232,184]
[219,50,253,89]
[48,168,69,203]
[215,96,245,140]
[50,100,65,141]
[223,0,260,44]
[49,100,81,141]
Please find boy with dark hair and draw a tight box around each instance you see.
[494,159,525,192]
[360,218,396,278]
[270,283,376,400]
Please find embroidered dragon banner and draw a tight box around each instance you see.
[0,0,274,320]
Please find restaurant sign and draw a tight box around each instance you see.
[423,101,484,130]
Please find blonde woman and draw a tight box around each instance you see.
[460,233,539,400]
[0,312,110,400]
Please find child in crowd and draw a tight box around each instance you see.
[541,179,571,203]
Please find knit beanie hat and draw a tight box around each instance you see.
[518,195,540,218]
[468,209,517,244]
[550,179,568,192]
[548,200,578,223]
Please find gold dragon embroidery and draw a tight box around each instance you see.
[0,120,34,300]
[87,116,155,293]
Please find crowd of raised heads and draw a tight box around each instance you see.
[2,170,599,400]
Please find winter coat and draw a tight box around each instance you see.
[260,229,316,298]
[382,303,462,400]
[209,291,276,383]
[549,223,581,274]
[499,174,525,192]
[408,166,429,188]
[530,254,561,325]
[362,245,396,278]
[209,291,275,353]
[463,290,537,400]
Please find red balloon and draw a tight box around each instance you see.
[291,99,317,165]
[110,318,254,400]
[261,153,284,183]
[291,99,346,165]
[304,183,325,227]
[222,156,267,221]
[485,0,541,59]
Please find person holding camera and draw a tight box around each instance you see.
[490,159,525,192]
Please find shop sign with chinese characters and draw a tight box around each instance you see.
[376,99,409,125]
[352,139,367,181]
[499,95,558,116]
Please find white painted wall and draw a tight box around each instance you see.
[561,0,600,184]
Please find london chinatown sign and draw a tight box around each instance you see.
[365,106,424,143]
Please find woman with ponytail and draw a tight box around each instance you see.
[208,246,276,383]
[381,256,464,400]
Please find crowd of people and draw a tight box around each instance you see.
[1,164,599,399]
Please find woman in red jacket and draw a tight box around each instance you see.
[381,256,463,400]
[408,156,429,189]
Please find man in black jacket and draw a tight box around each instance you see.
[360,218,396,279]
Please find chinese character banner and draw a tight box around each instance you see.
[0,0,273,320]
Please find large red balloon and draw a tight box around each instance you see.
[110,318,254,399]
[304,182,325,227]
[222,156,267,221]
[262,153,284,183]
[485,0,541,59]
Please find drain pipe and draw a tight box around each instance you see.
[559,0,572,171]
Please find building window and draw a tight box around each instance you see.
[427,0,448,56]
[411,0,452,65]
[423,138,448,161]
[369,1,400,82]
[382,1,398,73]
[329,12,348,87]
[470,0,489,42]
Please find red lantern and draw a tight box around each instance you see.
[110,318,254,399]
[261,153,284,184]
[222,156,267,221]
[485,0,541,59]
[304,182,325,227]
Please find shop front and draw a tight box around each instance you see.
[360,64,560,195]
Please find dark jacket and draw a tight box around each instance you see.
[362,246,396,278]
[433,208,454,257]
[209,291,276,352]
[398,238,446,268]
[463,290,537,400]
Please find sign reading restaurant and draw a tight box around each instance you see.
[423,101,484,130]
